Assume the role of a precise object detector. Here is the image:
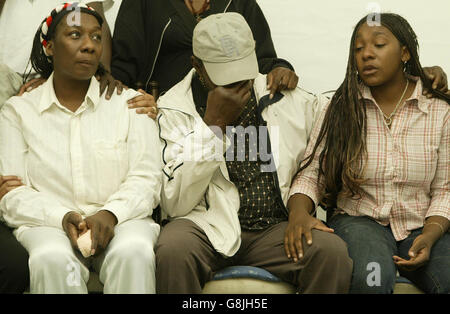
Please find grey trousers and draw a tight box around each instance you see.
[155,219,353,294]
[0,63,22,109]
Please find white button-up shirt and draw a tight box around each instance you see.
[0,73,162,237]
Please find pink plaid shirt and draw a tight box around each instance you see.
[289,78,449,241]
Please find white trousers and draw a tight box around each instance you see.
[16,217,160,294]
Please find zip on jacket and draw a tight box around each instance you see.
[145,18,172,92]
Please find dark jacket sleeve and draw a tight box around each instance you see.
[111,0,147,87]
[238,0,295,74]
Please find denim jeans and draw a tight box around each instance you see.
[328,214,450,294]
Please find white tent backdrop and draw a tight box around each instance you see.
[258,0,450,94]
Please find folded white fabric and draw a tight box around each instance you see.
[77,230,93,258]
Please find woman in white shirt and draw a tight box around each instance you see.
[0,2,162,293]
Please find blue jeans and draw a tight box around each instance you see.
[328,214,450,294]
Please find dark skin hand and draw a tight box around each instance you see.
[62,210,117,257]
[83,210,117,256]
[62,211,88,250]
[266,67,299,99]
[95,71,125,100]
[393,233,433,271]
[203,80,253,133]
[393,216,449,271]
[127,89,159,120]
[284,194,334,262]
[0,175,23,200]
[191,55,252,132]
[423,66,449,97]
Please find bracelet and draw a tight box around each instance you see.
[425,222,445,237]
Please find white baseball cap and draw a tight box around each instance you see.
[193,12,259,86]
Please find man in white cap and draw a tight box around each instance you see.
[155,12,353,294]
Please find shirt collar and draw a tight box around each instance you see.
[38,73,100,114]
[359,76,429,114]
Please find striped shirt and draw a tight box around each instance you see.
[289,78,449,241]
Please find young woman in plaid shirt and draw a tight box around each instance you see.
[287,13,449,294]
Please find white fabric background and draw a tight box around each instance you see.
[258,0,450,94]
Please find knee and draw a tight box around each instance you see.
[350,259,396,294]
[155,235,196,268]
[28,247,72,274]
[309,231,352,265]
[107,239,156,267]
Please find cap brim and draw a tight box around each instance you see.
[202,50,259,86]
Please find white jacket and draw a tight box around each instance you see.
[157,69,327,257]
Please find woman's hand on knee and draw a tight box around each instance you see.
[284,207,334,263]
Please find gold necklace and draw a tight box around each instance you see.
[383,79,409,127]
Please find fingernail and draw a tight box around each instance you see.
[307,240,312,245]
[27,87,33,92]
[298,253,303,259]
[269,94,273,99]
